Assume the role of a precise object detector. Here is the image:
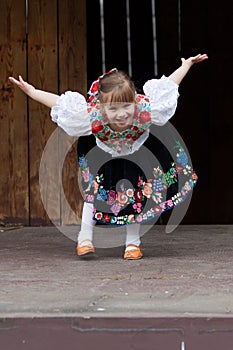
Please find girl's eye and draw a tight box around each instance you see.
[109,107,116,111]
[123,104,131,108]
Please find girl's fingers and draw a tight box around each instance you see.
[192,54,208,63]
[9,76,25,83]
[9,77,20,85]
[9,76,29,89]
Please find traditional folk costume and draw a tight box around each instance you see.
[51,72,197,227]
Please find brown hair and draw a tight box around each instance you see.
[98,70,136,103]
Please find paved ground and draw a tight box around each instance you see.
[0,225,233,318]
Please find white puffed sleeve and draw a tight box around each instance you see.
[143,75,179,126]
[50,91,92,136]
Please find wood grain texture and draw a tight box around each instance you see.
[59,0,86,224]
[0,0,232,225]
[0,0,29,225]
[86,0,102,87]
[27,0,60,225]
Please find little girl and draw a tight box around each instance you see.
[9,53,208,260]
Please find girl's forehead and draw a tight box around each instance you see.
[104,101,135,107]
[100,90,135,104]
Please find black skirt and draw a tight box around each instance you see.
[77,124,197,225]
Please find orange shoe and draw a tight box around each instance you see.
[124,244,143,260]
[76,239,95,257]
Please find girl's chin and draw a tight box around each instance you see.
[116,118,133,127]
[108,118,133,131]
[117,121,128,127]
[114,122,131,131]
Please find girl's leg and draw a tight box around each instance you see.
[77,202,96,246]
[125,223,141,251]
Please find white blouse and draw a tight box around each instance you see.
[50,75,179,156]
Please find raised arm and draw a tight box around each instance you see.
[168,54,208,85]
[8,75,58,108]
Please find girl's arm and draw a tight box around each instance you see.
[168,54,208,85]
[8,75,58,108]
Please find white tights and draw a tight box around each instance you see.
[78,202,141,248]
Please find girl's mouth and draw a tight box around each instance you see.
[116,116,129,124]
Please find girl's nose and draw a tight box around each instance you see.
[116,109,125,118]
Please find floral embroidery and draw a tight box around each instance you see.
[92,159,198,224]
[91,120,104,134]
[153,178,164,192]
[107,190,116,205]
[137,177,144,186]
[134,188,143,202]
[110,216,117,224]
[136,215,143,223]
[162,168,177,187]
[78,140,198,225]
[87,68,117,103]
[152,192,163,204]
[175,141,188,167]
[87,94,152,154]
[133,202,142,213]
[110,203,121,216]
[117,192,128,206]
[103,214,111,223]
[97,188,108,201]
[95,212,103,220]
[79,156,90,183]
[183,165,192,175]
[79,155,100,201]
[142,182,153,198]
[79,156,88,168]
[93,180,99,194]
[87,195,94,202]
[126,188,134,197]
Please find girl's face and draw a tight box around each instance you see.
[103,102,135,132]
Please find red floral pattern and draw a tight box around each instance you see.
[91,120,104,134]
[79,142,198,225]
[87,68,117,103]
[88,94,152,154]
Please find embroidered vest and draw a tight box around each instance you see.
[87,94,152,154]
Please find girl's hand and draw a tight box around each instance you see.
[168,53,208,85]
[8,75,58,107]
[181,54,208,67]
[8,75,35,97]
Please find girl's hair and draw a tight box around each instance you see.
[98,70,136,103]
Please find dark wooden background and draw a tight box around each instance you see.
[0,0,86,226]
[0,0,232,226]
